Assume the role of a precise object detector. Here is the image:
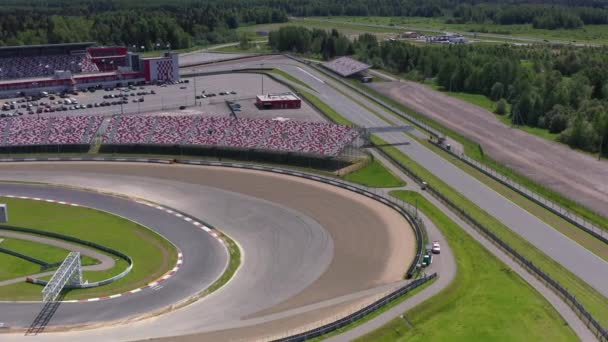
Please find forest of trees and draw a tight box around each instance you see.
[1,0,608,49]
[269,26,608,156]
[0,0,289,49]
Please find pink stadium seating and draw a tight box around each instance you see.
[0,114,359,156]
[1,116,102,146]
[103,115,360,156]
[0,54,98,80]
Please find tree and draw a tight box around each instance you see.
[238,34,250,50]
[594,111,608,159]
[490,82,504,101]
[495,98,508,115]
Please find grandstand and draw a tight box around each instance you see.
[0,115,102,151]
[0,113,360,157]
[102,115,361,157]
[0,43,179,98]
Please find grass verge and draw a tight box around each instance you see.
[342,159,405,188]
[413,137,608,261]
[358,190,577,342]
[308,278,436,342]
[373,135,608,327]
[343,75,608,232]
[0,197,177,301]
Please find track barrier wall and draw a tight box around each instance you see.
[274,273,437,342]
[0,156,431,340]
[371,143,608,341]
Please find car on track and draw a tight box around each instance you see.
[431,241,441,254]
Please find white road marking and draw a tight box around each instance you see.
[296,67,324,84]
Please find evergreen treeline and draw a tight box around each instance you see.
[0,0,289,48]
[269,26,608,155]
[1,0,608,49]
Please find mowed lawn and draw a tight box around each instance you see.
[0,197,177,300]
[342,159,405,188]
[358,190,576,342]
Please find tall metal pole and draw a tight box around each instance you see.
[261,63,264,94]
[193,69,197,105]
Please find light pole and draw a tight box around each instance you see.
[193,69,197,105]
[261,63,264,94]
[119,88,124,116]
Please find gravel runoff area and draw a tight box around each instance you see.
[370,80,608,218]
[0,162,415,342]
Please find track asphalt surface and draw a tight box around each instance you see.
[0,162,414,341]
[0,182,228,326]
[183,55,608,297]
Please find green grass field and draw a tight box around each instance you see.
[0,236,100,278]
[372,136,608,327]
[314,16,608,45]
[0,253,41,281]
[342,159,405,188]
[0,197,178,300]
[358,190,576,341]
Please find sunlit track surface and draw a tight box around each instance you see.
[0,162,415,341]
[183,55,608,298]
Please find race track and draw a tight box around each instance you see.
[182,55,608,298]
[0,162,415,341]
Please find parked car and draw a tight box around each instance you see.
[431,241,441,254]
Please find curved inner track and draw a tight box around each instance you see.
[0,162,415,341]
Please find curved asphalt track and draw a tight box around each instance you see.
[0,162,414,341]
[0,183,228,326]
[183,55,608,297]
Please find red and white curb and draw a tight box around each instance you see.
[0,194,223,303]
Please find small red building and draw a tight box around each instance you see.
[256,92,301,110]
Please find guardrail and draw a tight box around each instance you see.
[0,225,133,289]
[0,155,425,278]
[274,273,437,342]
[372,144,608,341]
[286,54,608,243]
[430,141,608,244]
[176,158,426,278]
[0,246,52,269]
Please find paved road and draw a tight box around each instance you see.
[334,150,596,342]
[0,183,228,327]
[0,162,416,341]
[187,55,608,297]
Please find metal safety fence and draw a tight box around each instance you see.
[373,144,608,341]
[287,54,607,245]
[274,273,437,342]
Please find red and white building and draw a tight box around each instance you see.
[0,43,179,98]
[256,92,301,110]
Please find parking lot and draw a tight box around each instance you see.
[0,73,324,122]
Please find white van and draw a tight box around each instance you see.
[40,91,49,97]
[64,99,72,105]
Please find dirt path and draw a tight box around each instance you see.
[371,80,608,218]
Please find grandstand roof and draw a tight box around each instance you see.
[322,56,371,77]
